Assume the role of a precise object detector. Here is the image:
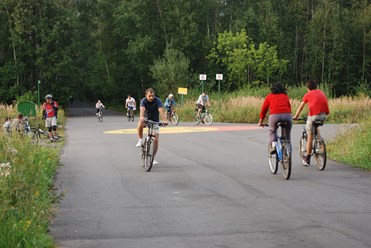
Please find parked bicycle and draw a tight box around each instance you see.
[127,108,135,122]
[261,122,292,180]
[166,107,179,125]
[37,123,61,142]
[22,116,39,144]
[140,120,165,172]
[97,107,103,122]
[194,107,213,125]
[298,117,327,170]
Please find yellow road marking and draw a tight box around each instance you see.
[104,125,260,135]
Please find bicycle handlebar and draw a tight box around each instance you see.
[145,120,168,127]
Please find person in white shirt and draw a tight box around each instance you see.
[125,95,136,115]
[95,100,105,115]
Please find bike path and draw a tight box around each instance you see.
[50,108,371,248]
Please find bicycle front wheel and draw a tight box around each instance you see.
[281,143,291,180]
[144,138,155,172]
[314,138,327,171]
[204,114,213,125]
[170,113,179,125]
[299,133,308,166]
[268,144,278,174]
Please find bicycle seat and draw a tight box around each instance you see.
[277,122,288,127]
[314,121,324,126]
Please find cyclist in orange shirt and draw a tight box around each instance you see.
[42,94,59,142]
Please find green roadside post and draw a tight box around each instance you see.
[199,74,206,93]
[37,80,41,107]
[216,74,223,108]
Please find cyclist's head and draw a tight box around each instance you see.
[168,94,173,98]
[270,82,287,95]
[127,95,131,98]
[202,92,207,96]
[97,99,101,103]
[45,94,52,100]
[145,88,155,102]
[306,80,318,90]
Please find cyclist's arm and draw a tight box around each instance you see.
[293,101,306,119]
[159,107,167,124]
[139,106,145,122]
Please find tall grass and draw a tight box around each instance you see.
[327,115,371,170]
[177,93,370,124]
[0,104,63,247]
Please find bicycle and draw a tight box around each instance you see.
[194,107,213,125]
[97,107,103,122]
[37,123,61,142]
[127,108,135,122]
[261,122,292,180]
[298,117,327,170]
[22,116,39,144]
[166,107,179,125]
[140,120,165,172]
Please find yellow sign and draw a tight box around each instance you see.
[178,87,188,95]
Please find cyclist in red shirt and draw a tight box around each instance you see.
[294,80,330,165]
[42,94,59,142]
[259,82,292,154]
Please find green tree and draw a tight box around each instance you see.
[150,47,191,97]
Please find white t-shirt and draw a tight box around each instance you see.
[126,98,136,107]
[197,94,208,105]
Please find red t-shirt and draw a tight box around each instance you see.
[302,90,330,116]
[260,93,291,119]
[43,101,58,118]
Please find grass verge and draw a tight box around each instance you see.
[1,105,64,247]
[327,116,371,170]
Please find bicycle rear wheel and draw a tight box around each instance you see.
[204,114,213,125]
[268,143,278,174]
[299,132,308,166]
[314,138,327,171]
[194,115,201,125]
[26,128,39,144]
[170,113,179,125]
[143,138,155,172]
[281,143,291,180]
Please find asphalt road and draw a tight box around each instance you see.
[50,103,371,248]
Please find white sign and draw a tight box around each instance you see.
[199,74,207,80]
[216,74,223,80]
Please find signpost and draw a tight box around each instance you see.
[37,80,41,107]
[216,74,223,107]
[199,74,207,93]
[178,87,188,106]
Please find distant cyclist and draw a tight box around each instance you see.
[42,94,59,142]
[293,80,330,165]
[164,94,177,117]
[258,82,292,154]
[95,100,105,115]
[136,88,168,165]
[196,92,210,117]
[125,95,136,116]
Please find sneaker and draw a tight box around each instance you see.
[136,140,143,147]
[270,142,277,154]
[303,155,311,166]
[153,160,158,165]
